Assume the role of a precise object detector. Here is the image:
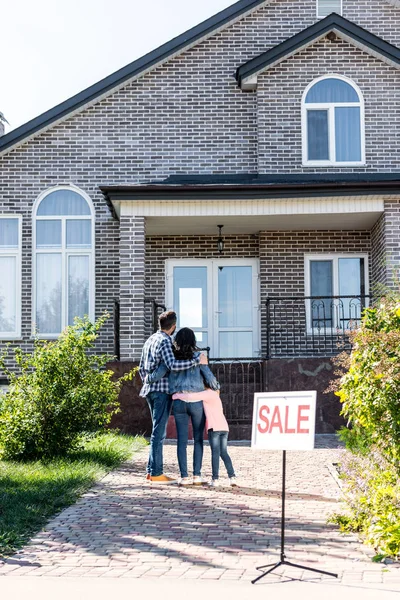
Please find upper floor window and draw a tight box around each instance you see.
[302,75,365,167]
[0,216,22,339]
[317,0,342,18]
[33,186,95,337]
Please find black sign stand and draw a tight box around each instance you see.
[252,450,338,584]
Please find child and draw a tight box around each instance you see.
[172,388,237,488]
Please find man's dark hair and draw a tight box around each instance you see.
[159,310,177,331]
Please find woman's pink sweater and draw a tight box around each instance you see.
[172,389,229,432]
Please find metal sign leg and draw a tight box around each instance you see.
[252,450,338,585]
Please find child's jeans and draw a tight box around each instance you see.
[208,430,235,480]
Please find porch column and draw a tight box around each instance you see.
[382,200,400,287]
[119,215,146,361]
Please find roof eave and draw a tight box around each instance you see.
[237,13,400,90]
[100,179,400,203]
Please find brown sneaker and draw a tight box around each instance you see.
[145,473,151,481]
[149,475,176,484]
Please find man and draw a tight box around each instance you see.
[139,310,207,483]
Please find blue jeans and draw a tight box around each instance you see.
[146,392,172,477]
[208,430,235,480]
[173,400,206,478]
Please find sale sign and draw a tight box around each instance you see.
[251,391,317,451]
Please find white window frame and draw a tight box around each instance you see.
[316,0,343,18]
[166,258,261,359]
[32,185,95,339]
[0,215,22,340]
[304,253,369,334]
[302,74,365,167]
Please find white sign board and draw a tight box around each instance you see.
[251,391,317,451]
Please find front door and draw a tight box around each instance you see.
[166,259,260,358]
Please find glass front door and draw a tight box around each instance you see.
[167,259,259,358]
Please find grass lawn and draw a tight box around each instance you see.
[0,432,147,558]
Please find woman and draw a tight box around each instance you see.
[148,327,219,486]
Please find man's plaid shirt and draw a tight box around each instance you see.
[139,330,200,397]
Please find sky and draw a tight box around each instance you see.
[1,0,235,133]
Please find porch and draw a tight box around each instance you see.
[101,174,397,437]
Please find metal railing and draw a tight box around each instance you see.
[145,298,167,335]
[113,300,120,360]
[266,295,372,358]
[208,357,265,425]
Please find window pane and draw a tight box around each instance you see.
[335,107,361,162]
[218,266,252,327]
[68,256,89,325]
[310,260,333,328]
[318,0,342,18]
[219,332,253,358]
[173,267,208,329]
[66,220,91,248]
[37,190,91,216]
[36,220,62,248]
[339,258,364,324]
[0,219,18,248]
[36,254,62,334]
[194,331,208,350]
[306,78,359,103]
[307,110,329,160]
[0,256,16,333]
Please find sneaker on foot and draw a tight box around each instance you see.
[210,479,220,488]
[192,476,205,486]
[149,475,176,484]
[178,477,191,486]
[145,473,151,481]
[230,477,238,487]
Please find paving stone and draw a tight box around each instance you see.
[0,437,399,587]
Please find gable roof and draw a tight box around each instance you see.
[0,0,268,156]
[237,13,400,90]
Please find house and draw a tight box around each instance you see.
[1,0,400,439]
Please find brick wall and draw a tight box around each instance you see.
[371,212,387,289]
[383,200,400,285]
[257,36,400,172]
[0,0,398,372]
[259,230,371,354]
[145,230,371,355]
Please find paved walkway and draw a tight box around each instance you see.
[1,436,399,592]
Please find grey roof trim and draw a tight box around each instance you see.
[100,173,400,203]
[0,0,268,155]
[236,13,400,88]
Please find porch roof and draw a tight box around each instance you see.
[99,174,396,234]
[100,172,400,202]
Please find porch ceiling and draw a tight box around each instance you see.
[145,211,382,235]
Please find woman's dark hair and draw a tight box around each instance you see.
[173,327,198,360]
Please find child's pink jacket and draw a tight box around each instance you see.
[172,389,229,432]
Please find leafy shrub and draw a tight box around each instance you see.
[0,314,135,460]
[330,293,400,559]
[330,449,400,559]
[335,297,400,465]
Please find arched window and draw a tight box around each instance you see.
[33,186,94,336]
[302,76,365,166]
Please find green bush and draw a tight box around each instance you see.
[0,314,135,460]
[336,297,400,465]
[330,450,400,560]
[331,294,400,559]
